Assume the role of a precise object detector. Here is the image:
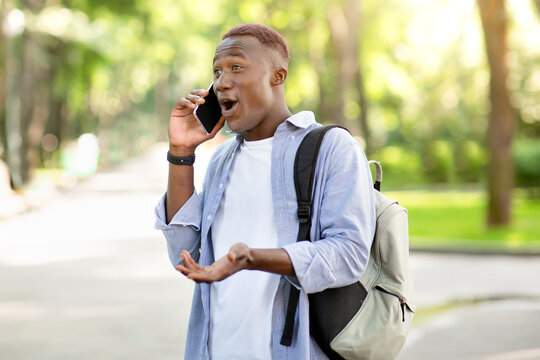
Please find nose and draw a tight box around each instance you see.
[214,72,232,93]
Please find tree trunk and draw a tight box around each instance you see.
[328,0,368,145]
[356,65,370,154]
[328,8,347,127]
[18,30,35,183]
[154,68,169,141]
[477,0,515,226]
[533,0,540,17]
[0,0,7,163]
[47,42,66,148]
[4,3,24,187]
[343,0,365,139]
[352,0,370,154]
[305,18,329,125]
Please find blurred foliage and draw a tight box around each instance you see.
[389,189,540,252]
[0,0,539,186]
[514,138,540,190]
[370,146,426,187]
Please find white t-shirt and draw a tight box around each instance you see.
[209,137,280,360]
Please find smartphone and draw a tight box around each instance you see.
[195,84,222,134]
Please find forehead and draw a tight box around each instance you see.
[213,36,267,63]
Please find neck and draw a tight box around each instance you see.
[242,102,292,141]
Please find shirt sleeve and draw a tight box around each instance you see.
[282,131,376,294]
[154,191,203,267]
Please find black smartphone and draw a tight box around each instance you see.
[195,84,222,134]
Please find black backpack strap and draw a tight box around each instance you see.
[280,124,345,346]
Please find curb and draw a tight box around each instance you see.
[410,246,540,257]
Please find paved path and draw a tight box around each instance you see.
[1,143,539,359]
[0,144,193,359]
[399,253,540,360]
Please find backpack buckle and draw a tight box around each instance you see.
[297,203,311,223]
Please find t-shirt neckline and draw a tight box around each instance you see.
[243,136,274,148]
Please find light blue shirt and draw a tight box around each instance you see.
[154,111,376,360]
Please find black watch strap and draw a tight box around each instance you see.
[167,151,195,165]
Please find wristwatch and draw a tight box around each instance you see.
[167,151,195,165]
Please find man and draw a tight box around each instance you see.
[154,24,376,360]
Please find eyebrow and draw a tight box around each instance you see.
[213,52,247,64]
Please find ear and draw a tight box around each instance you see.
[271,68,287,86]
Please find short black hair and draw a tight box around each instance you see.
[222,24,290,64]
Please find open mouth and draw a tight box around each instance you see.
[219,98,239,116]
[222,100,236,111]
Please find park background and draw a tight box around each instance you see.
[2,0,540,251]
[1,0,540,359]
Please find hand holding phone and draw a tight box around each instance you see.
[168,86,224,152]
[195,84,223,134]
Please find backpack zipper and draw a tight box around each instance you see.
[375,286,407,322]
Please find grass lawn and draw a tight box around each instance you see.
[385,188,540,253]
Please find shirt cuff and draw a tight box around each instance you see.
[154,191,202,231]
[282,241,338,294]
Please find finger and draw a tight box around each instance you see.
[179,251,194,270]
[188,272,216,284]
[182,251,203,270]
[188,275,206,284]
[179,250,188,261]
[185,94,205,105]
[173,98,197,110]
[228,243,248,263]
[183,255,199,271]
[175,264,191,276]
[180,250,194,269]
[190,89,209,97]
[180,251,194,269]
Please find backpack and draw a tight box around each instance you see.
[280,125,415,360]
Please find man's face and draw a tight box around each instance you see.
[212,36,275,135]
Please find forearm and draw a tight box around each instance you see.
[247,248,296,277]
[279,133,375,293]
[165,87,224,224]
[165,145,196,224]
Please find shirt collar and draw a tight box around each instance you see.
[284,111,316,129]
[232,110,316,143]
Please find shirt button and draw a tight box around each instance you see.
[207,215,212,221]
[291,135,296,140]
[219,183,223,189]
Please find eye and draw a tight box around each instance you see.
[213,68,222,77]
[232,64,243,71]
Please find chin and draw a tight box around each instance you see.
[226,116,248,133]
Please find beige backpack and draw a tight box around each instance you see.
[330,160,416,359]
[281,125,416,360]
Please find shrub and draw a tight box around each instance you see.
[370,146,424,187]
[514,139,540,188]
[454,140,486,183]
[421,140,454,183]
